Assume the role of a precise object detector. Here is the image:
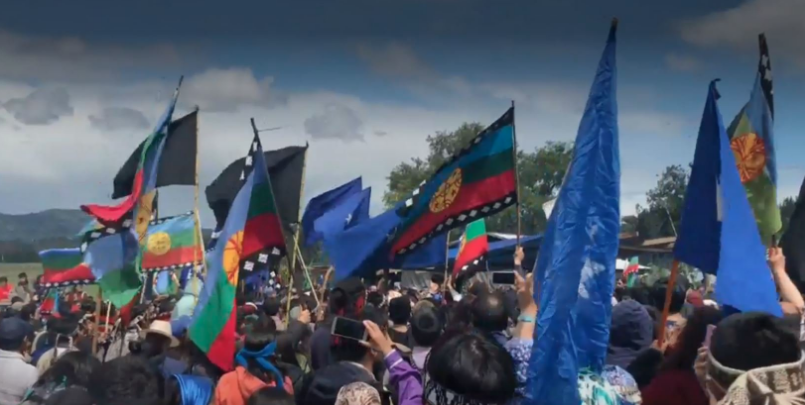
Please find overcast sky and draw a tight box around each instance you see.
[1,0,803,227]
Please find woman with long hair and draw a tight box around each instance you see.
[641,306,721,405]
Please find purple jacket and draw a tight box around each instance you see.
[384,350,423,405]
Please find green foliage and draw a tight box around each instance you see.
[780,196,798,236]
[383,123,573,235]
[635,164,689,239]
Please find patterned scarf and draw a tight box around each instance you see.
[707,350,805,405]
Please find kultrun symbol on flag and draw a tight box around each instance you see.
[429,168,462,213]
[223,231,244,286]
[730,133,767,183]
[146,232,172,256]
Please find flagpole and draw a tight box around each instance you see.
[293,237,321,307]
[657,259,680,348]
[250,118,300,328]
[510,100,522,247]
[191,107,205,305]
[443,229,451,293]
[92,289,103,355]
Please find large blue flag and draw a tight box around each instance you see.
[324,204,446,281]
[528,21,620,404]
[313,188,371,241]
[302,177,363,246]
[675,80,781,316]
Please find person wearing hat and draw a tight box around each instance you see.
[0,317,38,405]
[138,319,187,378]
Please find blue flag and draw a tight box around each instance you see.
[675,80,781,316]
[313,188,371,241]
[528,21,620,405]
[324,204,446,281]
[302,177,363,246]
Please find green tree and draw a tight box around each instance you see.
[383,123,573,235]
[635,164,689,239]
[780,196,798,236]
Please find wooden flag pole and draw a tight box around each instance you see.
[657,259,681,348]
[92,290,103,354]
[293,237,321,307]
[192,107,205,306]
[510,100,522,248]
[443,230,451,294]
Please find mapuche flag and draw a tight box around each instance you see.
[391,108,517,256]
[141,212,203,273]
[452,219,489,283]
[190,129,287,371]
[81,78,182,227]
[206,144,307,234]
[39,248,95,287]
[112,110,198,199]
[726,34,780,245]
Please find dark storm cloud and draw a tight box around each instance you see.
[89,107,150,132]
[4,87,74,125]
[0,1,726,43]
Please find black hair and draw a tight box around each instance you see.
[711,312,801,371]
[243,323,282,385]
[88,355,161,405]
[18,272,27,279]
[247,387,294,405]
[367,291,384,308]
[444,301,474,335]
[37,351,100,389]
[431,274,445,286]
[660,306,722,371]
[411,305,443,347]
[471,290,508,334]
[651,279,686,314]
[426,330,516,403]
[263,297,281,317]
[19,303,37,322]
[0,276,7,283]
[388,296,412,326]
[10,296,23,304]
[44,387,95,405]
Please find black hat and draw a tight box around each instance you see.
[0,317,33,343]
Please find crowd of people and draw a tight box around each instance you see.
[0,247,804,405]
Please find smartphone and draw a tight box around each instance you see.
[703,325,716,348]
[492,272,516,286]
[331,316,368,341]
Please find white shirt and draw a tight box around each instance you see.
[0,349,38,405]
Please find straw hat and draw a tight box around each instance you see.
[141,320,180,348]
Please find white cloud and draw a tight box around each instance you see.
[664,53,701,72]
[0,29,182,81]
[4,87,74,125]
[181,68,287,112]
[88,107,149,132]
[304,103,365,142]
[678,0,805,67]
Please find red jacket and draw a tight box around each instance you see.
[642,369,708,405]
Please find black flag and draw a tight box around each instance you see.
[112,110,198,199]
[781,177,805,290]
[205,144,307,232]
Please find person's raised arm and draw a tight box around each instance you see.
[770,247,805,314]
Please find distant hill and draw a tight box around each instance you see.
[0,209,213,263]
[0,209,89,242]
